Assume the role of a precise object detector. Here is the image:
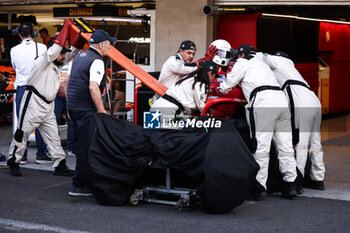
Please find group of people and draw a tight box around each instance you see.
[7,18,115,197]
[7,18,325,200]
[151,39,325,199]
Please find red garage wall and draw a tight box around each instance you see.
[295,63,319,95]
[319,22,350,113]
[217,15,350,114]
[217,14,261,49]
[217,14,319,95]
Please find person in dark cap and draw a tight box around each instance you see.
[218,44,298,199]
[7,18,82,177]
[66,29,117,197]
[151,60,218,125]
[158,40,218,89]
[262,51,325,193]
[237,44,256,58]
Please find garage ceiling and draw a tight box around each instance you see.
[215,0,350,5]
[0,0,349,22]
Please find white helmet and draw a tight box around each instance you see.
[210,39,232,66]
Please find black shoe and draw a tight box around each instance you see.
[53,159,74,177]
[248,181,267,200]
[295,169,304,194]
[0,153,6,162]
[303,180,325,190]
[8,162,22,177]
[248,191,267,200]
[281,181,297,199]
[296,186,304,194]
[68,184,93,197]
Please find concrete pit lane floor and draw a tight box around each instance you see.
[0,114,349,233]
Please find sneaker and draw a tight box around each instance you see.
[36,153,53,164]
[281,181,297,199]
[0,153,6,162]
[67,150,76,157]
[53,159,74,176]
[9,163,22,177]
[68,184,93,197]
[20,155,28,165]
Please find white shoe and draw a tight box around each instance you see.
[20,159,28,165]
[67,151,76,157]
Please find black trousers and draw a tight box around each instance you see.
[68,110,96,187]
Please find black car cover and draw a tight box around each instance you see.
[196,120,260,213]
[87,113,259,213]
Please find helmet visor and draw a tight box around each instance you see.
[217,49,232,59]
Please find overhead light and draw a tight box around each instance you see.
[218,8,246,11]
[203,5,246,16]
[262,13,350,25]
[127,8,151,17]
[83,17,145,24]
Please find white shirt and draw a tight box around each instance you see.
[158,52,197,89]
[89,47,105,85]
[59,61,72,88]
[10,38,47,86]
[218,55,280,101]
[89,59,105,85]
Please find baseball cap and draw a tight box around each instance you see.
[202,60,218,76]
[89,30,117,44]
[274,51,289,58]
[237,44,256,56]
[18,22,34,37]
[179,40,196,51]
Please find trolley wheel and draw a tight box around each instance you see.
[175,199,184,212]
[130,193,139,206]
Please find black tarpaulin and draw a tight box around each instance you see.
[88,113,259,213]
[197,120,260,213]
[88,114,152,206]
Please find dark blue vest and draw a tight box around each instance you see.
[67,48,106,111]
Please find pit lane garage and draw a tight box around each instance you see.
[2,0,350,213]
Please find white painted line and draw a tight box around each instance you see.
[0,218,92,233]
[42,182,69,190]
[301,188,350,202]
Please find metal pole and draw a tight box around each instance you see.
[8,11,11,30]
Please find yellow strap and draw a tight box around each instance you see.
[73,18,94,33]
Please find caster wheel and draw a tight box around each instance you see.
[130,193,139,206]
[176,196,189,212]
[130,191,142,206]
[176,199,184,212]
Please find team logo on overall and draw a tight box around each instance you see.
[143,110,161,129]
